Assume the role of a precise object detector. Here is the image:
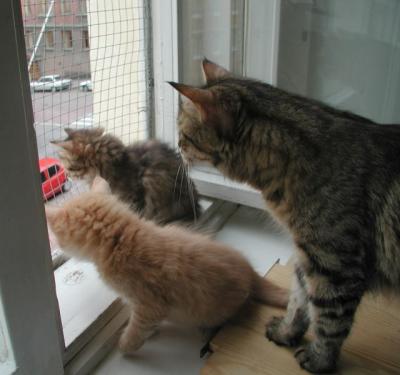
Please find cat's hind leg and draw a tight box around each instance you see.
[119,305,166,355]
[266,265,310,347]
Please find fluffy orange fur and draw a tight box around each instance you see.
[46,177,288,354]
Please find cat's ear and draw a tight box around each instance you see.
[169,82,234,139]
[202,58,230,83]
[50,139,74,151]
[168,82,213,104]
[168,82,214,121]
[64,127,74,137]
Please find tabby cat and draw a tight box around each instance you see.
[169,58,400,373]
[46,176,288,354]
[51,128,200,224]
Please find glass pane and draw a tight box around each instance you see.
[178,0,245,85]
[278,0,400,123]
[21,0,150,265]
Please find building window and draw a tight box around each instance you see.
[79,0,87,15]
[45,31,54,49]
[82,30,89,49]
[61,0,72,15]
[25,30,34,49]
[24,0,31,17]
[61,30,73,49]
[38,0,46,16]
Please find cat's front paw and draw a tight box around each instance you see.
[118,333,145,355]
[265,316,302,347]
[295,344,337,373]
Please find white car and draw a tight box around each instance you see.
[79,80,92,91]
[30,75,72,92]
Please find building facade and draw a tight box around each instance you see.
[21,0,90,80]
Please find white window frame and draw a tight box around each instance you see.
[152,0,281,209]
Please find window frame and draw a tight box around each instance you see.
[152,0,281,209]
[45,30,55,50]
[0,1,63,373]
[61,0,72,15]
[62,29,73,49]
[82,30,89,49]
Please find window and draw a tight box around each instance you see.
[15,0,151,371]
[25,30,34,49]
[82,30,89,49]
[37,0,46,16]
[23,0,31,17]
[153,0,265,208]
[61,30,73,49]
[154,0,400,208]
[79,0,87,15]
[48,165,58,177]
[45,30,54,49]
[61,0,72,15]
[276,0,400,123]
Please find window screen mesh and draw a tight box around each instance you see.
[20,0,151,258]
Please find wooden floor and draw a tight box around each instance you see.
[202,263,400,375]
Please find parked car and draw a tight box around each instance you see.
[39,157,71,200]
[30,75,72,92]
[79,80,92,91]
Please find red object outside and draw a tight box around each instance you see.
[39,157,68,200]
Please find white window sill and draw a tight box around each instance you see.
[190,167,265,210]
[55,258,122,364]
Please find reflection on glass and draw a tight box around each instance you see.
[278,0,400,123]
[178,0,245,85]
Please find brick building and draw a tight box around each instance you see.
[21,0,90,80]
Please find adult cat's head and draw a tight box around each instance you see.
[169,59,260,182]
[51,127,122,182]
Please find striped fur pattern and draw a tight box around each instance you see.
[51,128,200,224]
[170,59,400,373]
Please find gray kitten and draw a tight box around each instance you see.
[52,127,200,224]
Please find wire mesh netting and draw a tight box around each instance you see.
[20,0,151,258]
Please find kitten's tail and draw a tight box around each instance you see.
[252,275,289,308]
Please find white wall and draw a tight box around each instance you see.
[87,0,148,143]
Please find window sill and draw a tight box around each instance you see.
[190,168,265,209]
[55,258,122,364]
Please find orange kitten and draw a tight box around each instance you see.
[46,177,288,354]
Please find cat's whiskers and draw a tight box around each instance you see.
[178,162,185,203]
[184,162,197,222]
[173,163,182,197]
